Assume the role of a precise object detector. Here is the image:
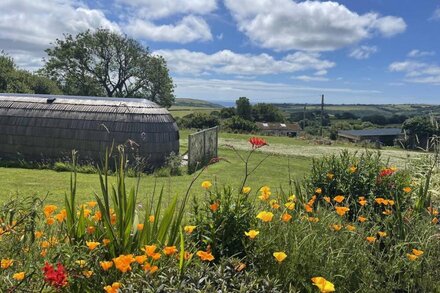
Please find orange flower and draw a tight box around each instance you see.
[335,206,350,216]
[163,246,178,256]
[1,258,13,269]
[149,215,155,222]
[210,202,220,212]
[102,238,111,246]
[326,173,334,180]
[281,213,292,222]
[270,199,280,209]
[323,196,331,203]
[331,224,342,231]
[407,253,418,261]
[311,277,335,293]
[432,218,439,224]
[110,213,117,225]
[142,245,161,260]
[305,204,313,213]
[427,207,439,216]
[104,282,122,293]
[378,231,387,238]
[112,254,135,273]
[40,241,50,249]
[12,271,25,281]
[197,250,215,261]
[308,217,320,223]
[86,226,96,234]
[412,249,423,256]
[100,261,113,271]
[244,229,259,239]
[137,224,144,231]
[143,262,159,274]
[43,205,57,218]
[383,209,393,215]
[366,236,376,243]
[358,216,367,223]
[46,218,55,225]
[93,211,102,222]
[256,211,274,222]
[285,202,295,210]
[346,225,356,231]
[358,197,367,206]
[349,166,357,173]
[315,188,322,194]
[273,252,287,263]
[82,270,93,278]
[87,201,97,208]
[333,195,345,203]
[184,225,196,234]
[54,212,66,223]
[35,231,43,239]
[86,241,100,250]
[375,197,385,205]
[403,187,412,193]
[40,249,47,257]
[135,255,147,264]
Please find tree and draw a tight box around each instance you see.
[236,97,252,120]
[252,103,285,122]
[42,29,175,108]
[0,52,61,94]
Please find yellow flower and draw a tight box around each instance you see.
[285,202,295,210]
[412,249,423,256]
[135,255,147,264]
[331,224,342,231]
[333,195,345,203]
[366,236,376,243]
[100,261,113,271]
[244,229,259,239]
[273,252,287,263]
[256,211,274,222]
[149,215,155,222]
[242,186,251,194]
[82,270,93,278]
[112,254,135,273]
[87,201,97,208]
[75,260,87,268]
[311,277,335,293]
[358,196,367,206]
[403,187,412,193]
[323,196,331,203]
[104,282,122,293]
[378,231,387,238]
[407,253,418,261]
[288,194,296,201]
[346,225,356,231]
[197,250,215,261]
[382,209,393,215]
[326,173,335,180]
[259,186,271,200]
[46,218,55,225]
[86,241,100,250]
[375,197,385,205]
[308,217,320,223]
[184,225,196,234]
[137,224,144,231]
[12,271,25,281]
[281,213,292,222]
[1,258,13,269]
[315,188,322,194]
[335,206,350,216]
[349,166,357,173]
[432,217,439,224]
[163,246,178,256]
[201,181,212,189]
[358,216,367,223]
[43,205,57,218]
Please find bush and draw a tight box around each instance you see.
[222,116,258,133]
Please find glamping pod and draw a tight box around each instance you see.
[0,94,179,168]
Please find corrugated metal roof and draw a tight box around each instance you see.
[338,128,402,137]
[256,122,302,131]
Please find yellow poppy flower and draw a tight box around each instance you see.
[311,277,335,293]
[1,258,13,269]
[315,188,322,194]
[201,181,212,189]
[378,231,387,238]
[244,229,259,239]
[242,186,251,194]
[184,225,196,234]
[331,224,342,231]
[13,271,25,281]
[346,225,356,231]
[406,253,418,261]
[273,251,287,263]
[285,202,295,210]
[412,249,423,256]
[256,211,274,222]
[86,241,100,250]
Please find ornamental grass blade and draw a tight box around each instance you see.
[157,195,177,245]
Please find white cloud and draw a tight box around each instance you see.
[293,75,329,82]
[116,0,217,19]
[224,0,406,51]
[0,0,119,70]
[154,49,335,75]
[389,60,440,85]
[173,77,382,103]
[125,15,212,43]
[407,49,435,58]
[430,7,440,21]
[349,46,378,59]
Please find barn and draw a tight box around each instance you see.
[256,122,302,137]
[0,93,179,168]
[337,128,402,146]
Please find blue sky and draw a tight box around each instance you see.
[1,0,439,104]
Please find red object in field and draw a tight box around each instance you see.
[43,262,68,288]
[249,137,268,149]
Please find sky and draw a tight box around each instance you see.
[0,0,439,105]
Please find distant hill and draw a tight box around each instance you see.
[174,98,223,108]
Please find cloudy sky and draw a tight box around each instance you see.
[1,0,439,104]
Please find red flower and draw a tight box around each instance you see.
[379,168,395,177]
[249,137,268,149]
[42,262,68,288]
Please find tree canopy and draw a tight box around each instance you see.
[41,29,175,108]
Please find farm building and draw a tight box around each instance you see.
[338,128,402,146]
[0,94,179,168]
[256,122,302,137]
